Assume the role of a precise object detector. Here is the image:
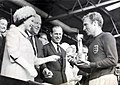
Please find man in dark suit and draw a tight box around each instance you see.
[42,26,67,85]
[29,14,53,83]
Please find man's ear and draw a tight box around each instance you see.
[50,32,52,37]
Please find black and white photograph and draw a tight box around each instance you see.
[0,0,120,85]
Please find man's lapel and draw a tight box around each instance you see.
[49,43,58,55]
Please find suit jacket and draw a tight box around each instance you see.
[33,36,47,83]
[42,42,67,85]
[34,36,44,58]
[0,35,6,72]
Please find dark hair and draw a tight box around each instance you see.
[51,25,62,33]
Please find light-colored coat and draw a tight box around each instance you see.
[1,27,37,81]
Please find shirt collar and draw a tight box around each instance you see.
[51,40,61,51]
[51,40,57,47]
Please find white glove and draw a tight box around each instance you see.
[34,55,60,65]
[43,68,53,78]
[48,55,60,62]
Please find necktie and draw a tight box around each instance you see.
[29,36,36,55]
[57,44,61,55]
[57,44,63,65]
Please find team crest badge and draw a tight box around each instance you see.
[93,45,99,54]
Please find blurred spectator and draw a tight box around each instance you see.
[38,33,49,45]
[0,17,8,72]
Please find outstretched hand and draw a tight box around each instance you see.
[49,55,60,62]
